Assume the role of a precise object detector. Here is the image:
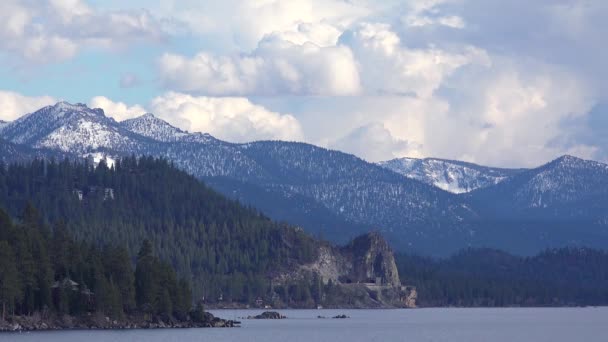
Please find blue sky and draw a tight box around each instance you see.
[1,0,606,167]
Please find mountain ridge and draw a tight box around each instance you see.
[3,101,608,255]
[379,157,526,193]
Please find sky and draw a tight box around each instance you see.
[0,0,607,167]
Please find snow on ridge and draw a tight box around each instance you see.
[378,157,516,194]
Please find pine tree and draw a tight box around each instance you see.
[0,241,20,320]
[135,240,158,312]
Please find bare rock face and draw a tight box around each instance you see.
[344,232,401,288]
[276,231,415,308]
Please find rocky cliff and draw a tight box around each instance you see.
[276,232,416,308]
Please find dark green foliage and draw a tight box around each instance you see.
[396,248,608,307]
[0,157,316,304]
[0,206,191,320]
[0,241,20,320]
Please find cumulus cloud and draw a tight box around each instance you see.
[341,22,489,98]
[3,0,608,167]
[0,0,165,63]
[158,37,360,96]
[0,91,57,122]
[330,122,414,162]
[159,22,486,97]
[88,92,304,143]
[294,59,596,166]
[156,0,373,50]
[88,96,147,121]
[148,92,304,142]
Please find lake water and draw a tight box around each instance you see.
[1,308,607,342]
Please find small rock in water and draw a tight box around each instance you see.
[248,311,286,319]
[332,314,350,319]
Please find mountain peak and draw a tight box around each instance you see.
[120,113,187,142]
[554,154,582,163]
[1,101,138,152]
[546,155,607,170]
[45,101,106,118]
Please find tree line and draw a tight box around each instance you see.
[0,204,191,320]
[396,248,608,307]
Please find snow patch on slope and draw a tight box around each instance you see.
[379,157,520,194]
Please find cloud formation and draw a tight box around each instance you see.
[0,91,56,121]
[0,0,165,63]
[2,0,608,167]
[158,22,486,97]
[159,37,360,96]
[148,92,304,142]
[89,92,304,143]
[88,96,147,121]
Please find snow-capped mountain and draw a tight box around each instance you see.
[1,102,147,154]
[379,157,524,193]
[0,102,477,253]
[120,113,188,142]
[469,155,608,221]
[0,120,7,131]
[3,101,608,255]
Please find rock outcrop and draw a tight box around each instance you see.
[275,232,417,308]
[247,311,286,319]
[344,232,401,287]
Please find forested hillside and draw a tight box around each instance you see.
[396,248,608,307]
[0,205,190,321]
[0,157,316,303]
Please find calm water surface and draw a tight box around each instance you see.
[1,308,606,342]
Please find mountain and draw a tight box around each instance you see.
[0,119,7,131]
[0,139,72,164]
[0,102,152,154]
[120,113,188,142]
[4,102,608,256]
[379,157,524,193]
[468,155,608,221]
[0,102,475,252]
[0,158,414,308]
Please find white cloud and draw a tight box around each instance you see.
[330,122,414,162]
[88,96,147,121]
[148,92,304,143]
[89,93,304,143]
[342,22,489,98]
[158,36,361,96]
[292,59,596,166]
[402,0,466,29]
[159,22,486,97]
[0,91,56,122]
[0,0,165,63]
[156,0,373,51]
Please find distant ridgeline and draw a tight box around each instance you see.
[396,248,608,307]
[0,157,414,309]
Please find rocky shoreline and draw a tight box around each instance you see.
[0,312,239,332]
